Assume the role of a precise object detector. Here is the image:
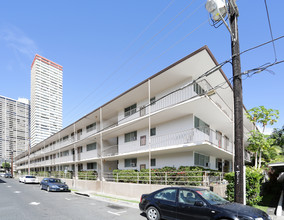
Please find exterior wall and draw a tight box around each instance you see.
[118,115,194,155]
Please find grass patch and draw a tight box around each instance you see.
[70,189,78,192]
[253,193,276,212]
[92,193,139,204]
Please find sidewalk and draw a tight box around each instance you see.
[71,189,140,209]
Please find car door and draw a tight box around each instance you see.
[153,188,177,220]
[176,189,213,220]
[42,178,48,189]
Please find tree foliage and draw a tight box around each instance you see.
[245,106,279,168]
[2,162,10,169]
[270,126,284,154]
[246,106,279,132]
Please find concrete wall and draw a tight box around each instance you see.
[64,179,227,201]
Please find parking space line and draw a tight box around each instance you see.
[107,211,127,216]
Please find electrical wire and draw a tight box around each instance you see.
[63,0,197,121]
[264,0,277,63]
[65,18,209,125]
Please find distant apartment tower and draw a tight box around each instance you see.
[31,55,63,147]
[0,96,30,161]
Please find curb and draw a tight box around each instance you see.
[74,192,90,197]
[71,191,139,209]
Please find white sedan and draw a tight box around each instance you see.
[19,175,39,184]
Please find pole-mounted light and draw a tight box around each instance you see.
[205,0,237,42]
[205,0,227,21]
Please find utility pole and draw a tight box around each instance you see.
[228,0,244,204]
[206,0,244,204]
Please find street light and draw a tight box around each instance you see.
[206,0,245,204]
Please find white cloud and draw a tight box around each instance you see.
[0,24,39,61]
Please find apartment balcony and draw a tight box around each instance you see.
[116,80,232,130]
[102,145,118,157]
[151,128,233,153]
[77,149,99,162]
[103,128,233,159]
[77,128,98,141]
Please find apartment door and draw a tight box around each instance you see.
[216,131,222,148]
[77,146,82,161]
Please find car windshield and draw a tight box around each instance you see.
[48,178,62,183]
[26,176,36,178]
[196,190,228,205]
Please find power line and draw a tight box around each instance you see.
[65,29,284,126]
[64,1,197,121]
[264,0,277,62]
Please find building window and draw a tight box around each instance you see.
[125,131,137,143]
[86,122,96,132]
[78,164,83,172]
[151,158,156,167]
[87,162,97,170]
[62,150,69,157]
[87,142,97,151]
[77,146,83,153]
[150,97,156,105]
[194,116,210,135]
[124,104,137,117]
[125,158,137,167]
[194,152,209,167]
[150,128,156,136]
[62,135,69,141]
[194,83,205,95]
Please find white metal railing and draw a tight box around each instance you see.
[102,145,118,157]
[104,171,227,186]
[118,128,233,155]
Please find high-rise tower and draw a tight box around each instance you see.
[31,55,63,147]
[0,96,30,161]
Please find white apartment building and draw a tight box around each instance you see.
[15,46,254,178]
[0,96,30,161]
[31,55,63,147]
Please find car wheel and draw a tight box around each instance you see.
[47,186,50,192]
[146,206,160,220]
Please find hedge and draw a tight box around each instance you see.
[224,167,264,206]
[112,166,223,186]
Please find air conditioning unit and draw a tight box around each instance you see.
[131,163,136,167]
[206,162,210,167]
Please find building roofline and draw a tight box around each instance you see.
[30,46,240,149]
[31,54,63,71]
[72,45,233,124]
[0,95,30,105]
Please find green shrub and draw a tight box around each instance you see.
[78,171,98,180]
[112,166,223,186]
[224,167,264,206]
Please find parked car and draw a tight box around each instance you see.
[19,175,39,184]
[40,178,69,192]
[4,173,12,178]
[139,187,271,220]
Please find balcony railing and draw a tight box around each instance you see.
[117,128,233,156]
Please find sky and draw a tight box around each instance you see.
[0,0,283,134]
